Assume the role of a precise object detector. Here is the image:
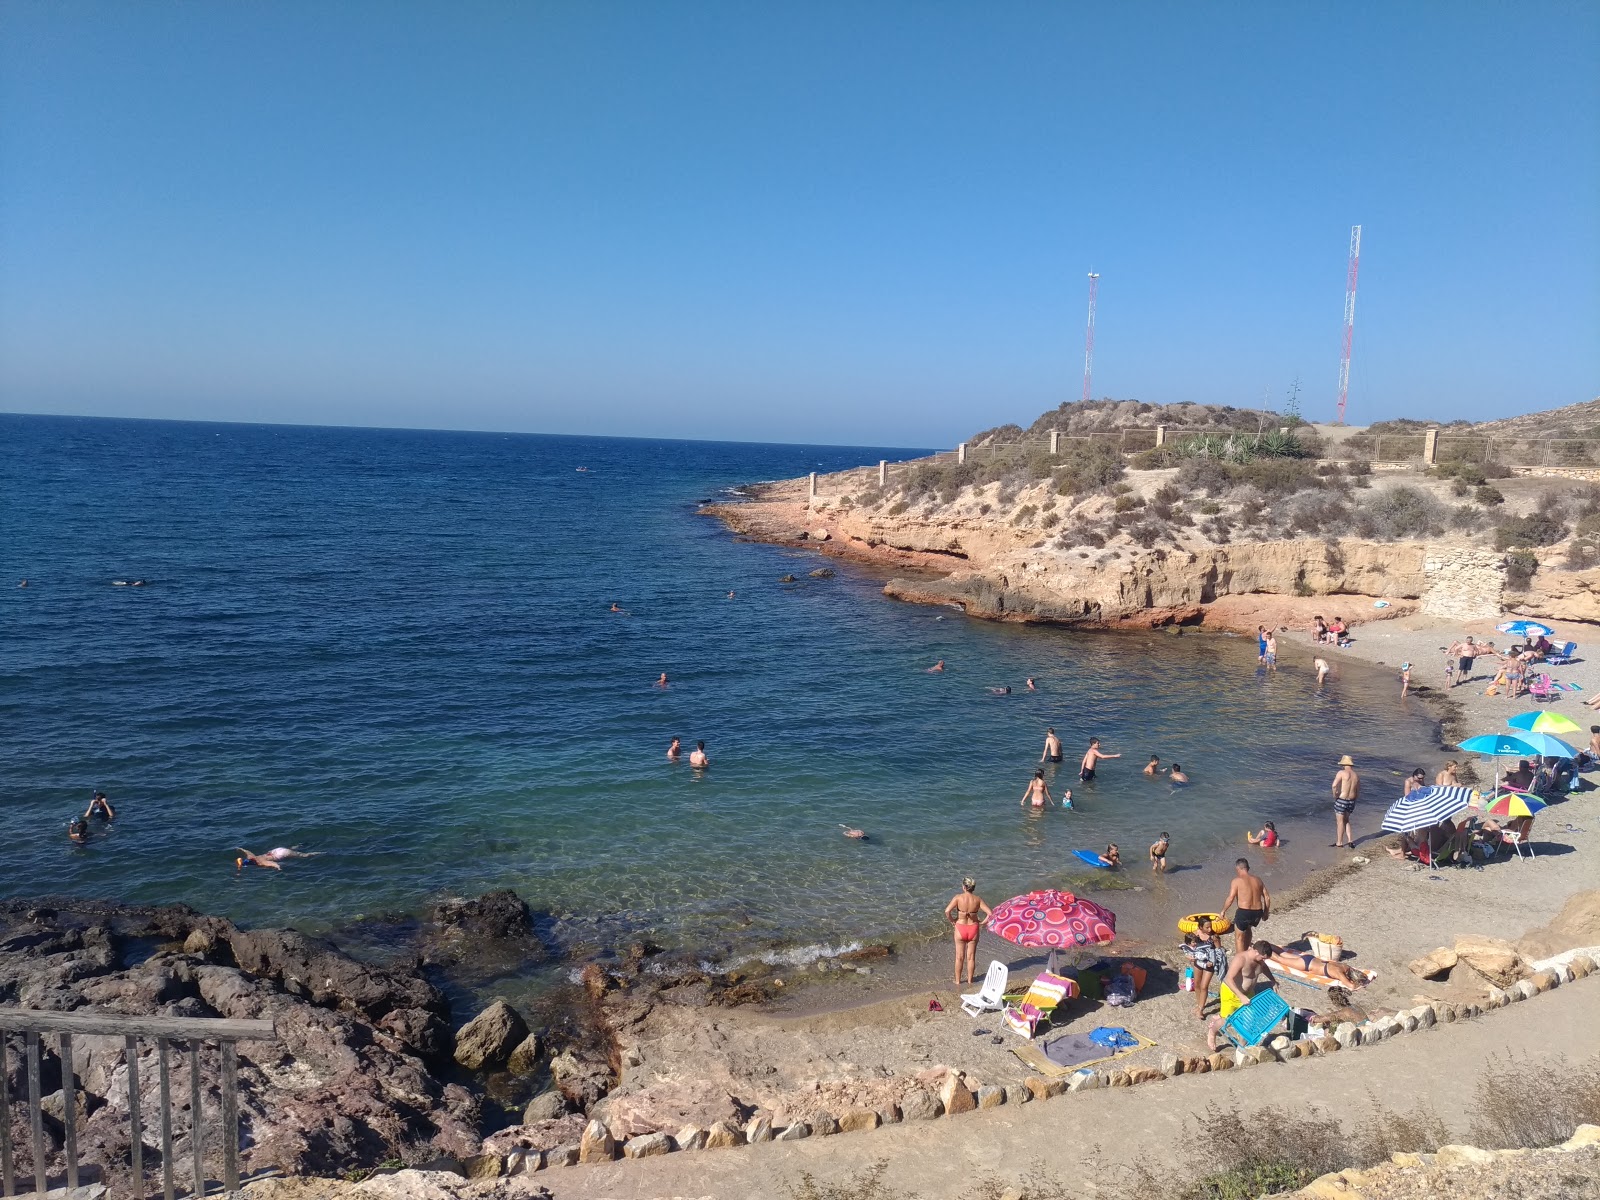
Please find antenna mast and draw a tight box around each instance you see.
[1336,225,1361,424]
[1082,271,1100,403]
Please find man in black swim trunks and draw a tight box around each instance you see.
[1041,727,1062,764]
[1080,736,1119,782]
[1220,857,1270,953]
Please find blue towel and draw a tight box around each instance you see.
[1088,1026,1138,1050]
[1071,849,1111,869]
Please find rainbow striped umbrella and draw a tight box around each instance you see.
[1507,710,1583,736]
[1486,792,1547,819]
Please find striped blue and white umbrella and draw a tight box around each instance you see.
[1497,620,1554,639]
[1382,785,1479,834]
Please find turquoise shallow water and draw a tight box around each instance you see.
[1,414,1438,972]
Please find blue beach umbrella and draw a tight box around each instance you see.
[1507,710,1583,736]
[1382,785,1478,834]
[1514,732,1579,759]
[1458,734,1541,758]
[1497,620,1554,639]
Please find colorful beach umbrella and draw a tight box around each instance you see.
[1459,733,1542,758]
[1486,792,1547,819]
[1382,785,1478,834]
[1497,620,1554,638]
[987,889,1116,950]
[1507,711,1583,735]
[1515,732,1579,759]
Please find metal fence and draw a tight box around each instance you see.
[1,1007,276,1199]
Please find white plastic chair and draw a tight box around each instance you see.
[960,960,1008,1016]
[1504,829,1535,860]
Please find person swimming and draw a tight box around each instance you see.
[610,602,628,614]
[840,825,867,839]
[1143,755,1161,776]
[988,685,1011,695]
[234,848,283,871]
[1025,677,1037,691]
[68,815,90,844]
[667,737,682,761]
[927,660,945,673]
[656,672,669,687]
[689,740,709,768]
[1098,843,1121,868]
[1168,764,1189,784]
[86,791,115,821]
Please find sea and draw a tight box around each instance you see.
[1,414,1440,982]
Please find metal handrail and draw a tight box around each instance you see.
[0,1008,275,1199]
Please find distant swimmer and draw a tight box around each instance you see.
[1144,755,1161,776]
[689,740,709,768]
[575,467,589,472]
[1314,657,1330,686]
[840,825,867,840]
[667,737,682,761]
[927,660,945,673]
[1021,768,1055,809]
[17,580,26,588]
[610,603,628,614]
[1025,677,1037,691]
[263,847,319,859]
[727,591,736,599]
[234,849,284,871]
[656,673,669,688]
[113,580,128,587]
[85,791,115,821]
[1098,843,1121,868]
[68,815,90,844]
[131,580,147,587]
[1079,737,1121,782]
[1168,764,1189,784]
[1041,727,1062,763]
[988,685,1011,696]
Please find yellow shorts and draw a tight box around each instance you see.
[1219,983,1245,1019]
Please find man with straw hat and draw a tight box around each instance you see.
[1331,754,1360,848]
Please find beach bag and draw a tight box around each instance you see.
[1105,974,1137,1007]
[1307,933,1343,962]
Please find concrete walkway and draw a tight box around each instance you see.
[552,976,1599,1200]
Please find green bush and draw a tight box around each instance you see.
[1475,485,1505,506]
[1505,550,1539,590]
[1494,513,1567,550]
[1012,504,1038,525]
[1052,439,1125,497]
[1353,486,1448,540]
[1041,511,1060,529]
[1113,495,1144,512]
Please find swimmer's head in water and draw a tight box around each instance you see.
[696,740,705,751]
[962,877,976,892]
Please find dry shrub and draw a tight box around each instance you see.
[1469,1052,1600,1149]
[786,1161,909,1200]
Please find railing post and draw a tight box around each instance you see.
[220,1043,238,1193]
[1,1032,14,1197]
[60,1032,78,1191]
[957,442,967,465]
[878,460,887,488]
[158,1038,174,1200]
[1423,427,1439,465]
[1155,425,1167,448]
[189,1042,203,1198]
[1049,430,1060,454]
[807,472,816,507]
[128,1035,143,1197]
[25,1033,43,1199]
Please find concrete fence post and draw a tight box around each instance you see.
[878,460,887,488]
[1154,426,1167,448]
[1423,427,1439,465]
[1049,430,1060,455]
[808,472,817,505]
[957,443,967,465]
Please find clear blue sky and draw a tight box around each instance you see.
[2,3,1596,445]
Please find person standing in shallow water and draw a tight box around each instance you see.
[1020,768,1055,809]
[1080,737,1120,782]
[689,740,709,768]
[1041,727,1062,764]
[1331,754,1360,848]
[666,737,681,761]
[943,877,992,989]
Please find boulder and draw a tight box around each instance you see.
[1515,978,1539,1000]
[778,574,797,583]
[809,568,836,579]
[675,1126,707,1151]
[546,1145,578,1168]
[900,1088,941,1121]
[1571,955,1597,978]
[523,1091,568,1124]
[1208,1053,1234,1071]
[1004,1085,1030,1105]
[1184,1056,1210,1074]
[1108,1069,1133,1086]
[1562,1125,1600,1150]
[224,927,445,1020]
[1453,934,1529,988]
[1529,969,1559,993]
[452,1000,529,1071]
[878,1103,903,1124]
[1067,1071,1101,1092]
[1335,1023,1359,1051]
[705,1121,745,1149]
[375,1007,453,1061]
[1408,947,1457,980]
[548,1048,612,1110]
[623,1132,673,1158]
[775,1122,811,1142]
[840,1108,880,1133]
[745,1116,775,1143]
[1160,1053,1182,1076]
[506,1033,543,1075]
[811,529,831,541]
[938,1075,976,1115]
[504,1148,539,1175]
[1436,1145,1498,1168]
[1024,1076,1053,1102]
[462,1154,503,1180]
[812,1112,840,1136]
[976,1086,1005,1109]
[578,1120,615,1164]
[1127,1068,1166,1084]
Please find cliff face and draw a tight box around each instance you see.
[707,479,1600,630]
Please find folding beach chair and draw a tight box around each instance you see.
[1001,970,1078,1038]
[1502,829,1536,860]
[1528,673,1556,703]
[1547,641,1579,666]
[1218,988,1292,1048]
[960,960,1009,1016]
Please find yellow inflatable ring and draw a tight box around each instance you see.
[1178,912,1233,936]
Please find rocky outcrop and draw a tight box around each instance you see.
[452,1001,528,1071]
[1286,1129,1600,1199]
[421,891,551,983]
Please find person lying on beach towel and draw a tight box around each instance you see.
[1264,946,1367,988]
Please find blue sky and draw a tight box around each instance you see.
[2,3,1596,445]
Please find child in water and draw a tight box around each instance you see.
[1149,832,1170,873]
[1247,821,1280,848]
[1098,843,1121,868]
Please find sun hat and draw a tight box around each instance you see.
[1337,754,1355,766]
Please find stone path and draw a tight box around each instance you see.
[547,975,1600,1200]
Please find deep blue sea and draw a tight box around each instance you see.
[1,415,1437,975]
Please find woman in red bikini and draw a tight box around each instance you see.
[943,878,993,989]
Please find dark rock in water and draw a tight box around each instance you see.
[506,1032,543,1075]
[225,927,446,1021]
[523,1089,569,1123]
[778,574,797,583]
[454,999,530,1071]
[808,568,836,578]
[376,1005,454,1061]
[421,890,552,983]
[430,890,533,944]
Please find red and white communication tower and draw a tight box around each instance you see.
[1335,225,1362,424]
[1082,271,1100,403]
